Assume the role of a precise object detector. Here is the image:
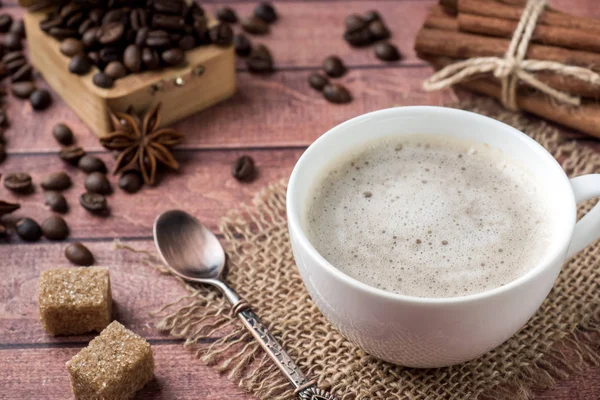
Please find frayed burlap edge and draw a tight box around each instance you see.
[117,97,600,400]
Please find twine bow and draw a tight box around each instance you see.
[423,0,600,110]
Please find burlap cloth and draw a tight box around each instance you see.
[120,98,600,400]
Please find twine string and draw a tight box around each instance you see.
[423,0,600,109]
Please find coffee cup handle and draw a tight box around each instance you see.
[567,174,600,258]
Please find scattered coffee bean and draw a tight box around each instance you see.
[246,44,273,73]
[15,217,42,241]
[80,191,108,214]
[4,32,22,51]
[123,44,142,72]
[179,35,196,51]
[29,89,52,110]
[82,27,98,48]
[41,215,69,240]
[323,83,352,104]
[161,48,185,66]
[78,155,107,174]
[345,14,366,32]
[216,7,238,24]
[41,171,71,191]
[254,2,278,24]
[5,56,26,74]
[364,10,381,24]
[60,38,84,57]
[45,191,68,213]
[97,22,124,45]
[374,42,401,61]
[323,55,346,78]
[344,28,372,47]
[92,72,114,88]
[119,170,143,193]
[308,73,329,91]
[241,16,270,35]
[104,61,126,79]
[4,172,33,193]
[59,145,85,164]
[11,64,32,82]
[209,23,234,47]
[65,242,95,266]
[11,81,34,99]
[234,34,252,57]
[232,155,257,182]
[368,20,390,41]
[52,123,74,145]
[10,19,25,38]
[0,14,12,32]
[142,48,160,70]
[85,172,112,194]
[69,54,92,75]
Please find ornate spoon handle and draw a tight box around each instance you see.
[232,300,338,400]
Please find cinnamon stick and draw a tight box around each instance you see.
[458,13,600,53]
[422,54,600,138]
[450,0,600,36]
[414,28,600,72]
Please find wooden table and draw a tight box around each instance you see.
[2,0,599,398]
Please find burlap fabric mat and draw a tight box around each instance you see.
[120,98,600,400]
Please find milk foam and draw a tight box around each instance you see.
[304,135,557,298]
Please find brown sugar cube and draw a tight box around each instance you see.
[38,267,112,336]
[66,321,155,400]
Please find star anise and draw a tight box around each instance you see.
[100,103,183,185]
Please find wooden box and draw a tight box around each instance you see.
[23,9,236,136]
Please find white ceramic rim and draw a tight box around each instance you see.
[287,106,577,305]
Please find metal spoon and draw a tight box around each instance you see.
[154,210,338,400]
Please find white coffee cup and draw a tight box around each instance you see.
[286,106,600,368]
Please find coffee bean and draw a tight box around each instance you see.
[217,7,238,24]
[142,48,160,70]
[60,38,84,57]
[89,8,105,24]
[368,20,390,41]
[40,15,62,33]
[52,123,74,145]
[234,34,252,57]
[16,218,41,241]
[10,64,32,82]
[254,2,277,24]
[241,16,269,35]
[119,170,143,193]
[0,14,12,32]
[179,34,196,51]
[130,8,147,30]
[59,145,85,164]
[104,61,126,79]
[5,56,25,74]
[374,42,401,61]
[364,10,382,24]
[99,47,120,65]
[60,3,82,19]
[0,143,5,164]
[344,28,372,47]
[10,19,25,38]
[323,83,352,104]
[41,171,71,191]
[65,12,84,29]
[77,18,94,36]
[85,172,112,194]
[0,110,8,128]
[123,44,142,72]
[82,27,98,48]
[99,21,125,45]
[102,10,125,26]
[161,48,184,66]
[41,215,69,240]
[30,89,52,110]
[308,73,329,91]
[232,155,257,181]
[87,51,100,66]
[80,192,108,214]
[209,23,233,46]
[146,30,171,48]
[45,191,68,213]
[0,223,7,238]
[135,27,149,47]
[3,51,24,65]
[152,14,186,31]
[93,72,114,88]
[78,155,107,174]
[246,44,273,73]
[65,242,94,266]
[4,172,32,193]
[323,56,346,78]
[153,0,184,15]
[49,27,78,40]
[345,14,367,32]
[4,33,22,51]
[69,54,92,75]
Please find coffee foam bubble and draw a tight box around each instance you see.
[304,135,557,298]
